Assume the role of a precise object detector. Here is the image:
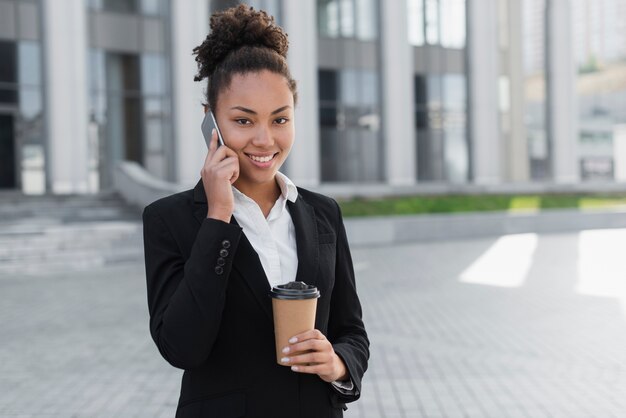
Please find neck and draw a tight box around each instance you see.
[234,177,281,208]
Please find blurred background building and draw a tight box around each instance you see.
[2,0,626,195]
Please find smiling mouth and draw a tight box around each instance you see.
[246,153,278,163]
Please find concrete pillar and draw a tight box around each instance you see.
[467,0,501,184]
[380,0,416,185]
[42,0,90,193]
[546,0,578,183]
[282,0,320,187]
[505,0,529,182]
[171,0,210,185]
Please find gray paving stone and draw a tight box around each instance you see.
[3,216,626,417]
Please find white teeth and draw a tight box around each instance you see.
[248,154,275,163]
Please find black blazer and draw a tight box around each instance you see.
[142,180,369,418]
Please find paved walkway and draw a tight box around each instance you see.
[2,227,626,417]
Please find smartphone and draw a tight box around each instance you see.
[201,111,225,148]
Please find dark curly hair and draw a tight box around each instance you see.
[193,4,298,111]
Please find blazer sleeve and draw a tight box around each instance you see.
[327,200,370,403]
[143,204,243,370]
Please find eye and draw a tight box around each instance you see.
[235,118,251,125]
[274,117,289,125]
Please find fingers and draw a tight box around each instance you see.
[281,329,331,365]
[288,329,325,345]
[208,128,218,154]
[282,338,325,355]
[202,135,239,179]
[213,157,240,184]
[282,351,329,366]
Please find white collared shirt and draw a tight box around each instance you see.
[231,172,355,394]
[231,171,299,290]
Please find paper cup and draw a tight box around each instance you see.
[269,281,320,365]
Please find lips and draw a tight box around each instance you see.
[246,153,277,163]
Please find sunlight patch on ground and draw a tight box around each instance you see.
[576,229,626,315]
[459,233,538,287]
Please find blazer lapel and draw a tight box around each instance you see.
[231,234,273,321]
[192,181,320,321]
[287,194,319,289]
[193,179,273,321]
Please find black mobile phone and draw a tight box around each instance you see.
[201,111,225,147]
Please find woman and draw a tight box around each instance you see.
[143,5,369,417]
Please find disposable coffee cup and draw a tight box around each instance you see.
[269,281,320,365]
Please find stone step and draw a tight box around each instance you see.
[0,235,143,259]
[0,193,145,274]
[0,248,145,276]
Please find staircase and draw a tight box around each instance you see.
[0,192,145,276]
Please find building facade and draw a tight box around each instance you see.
[0,0,616,195]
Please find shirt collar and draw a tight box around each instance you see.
[275,171,298,203]
[231,171,298,204]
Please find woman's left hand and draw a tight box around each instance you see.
[281,329,348,383]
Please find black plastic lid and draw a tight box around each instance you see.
[269,281,320,300]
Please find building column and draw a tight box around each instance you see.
[381,0,416,185]
[42,0,90,193]
[171,0,210,186]
[467,0,501,184]
[505,0,529,182]
[546,0,578,183]
[282,0,320,187]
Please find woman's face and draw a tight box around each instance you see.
[214,70,295,192]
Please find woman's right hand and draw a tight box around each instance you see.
[201,128,240,222]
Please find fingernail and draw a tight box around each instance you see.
[282,347,290,354]
[289,337,298,344]
[291,366,299,372]
[212,128,216,135]
[281,357,290,363]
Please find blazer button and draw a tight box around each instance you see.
[222,240,231,249]
[219,249,229,258]
[216,257,225,266]
[215,266,224,275]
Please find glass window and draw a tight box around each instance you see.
[0,114,17,189]
[140,0,163,15]
[319,70,338,102]
[319,69,382,182]
[141,53,166,95]
[19,88,41,120]
[442,73,465,111]
[318,0,377,40]
[440,0,465,48]
[340,69,360,105]
[339,0,355,37]
[408,0,425,46]
[427,75,442,110]
[425,0,439,45]
[18,41,41,86]
[144,98,163,153]
[0,41,17,84]
[89,49,106,92]
[318,0,340,38]
[355,0,377,40]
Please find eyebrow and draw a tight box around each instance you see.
[230,105,291,115]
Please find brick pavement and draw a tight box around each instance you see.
[2,227,626,417]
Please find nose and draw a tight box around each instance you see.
[252,123,274,147]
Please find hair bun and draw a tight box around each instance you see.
[194,5,289,80]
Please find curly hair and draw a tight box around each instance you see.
[192,4,298,111]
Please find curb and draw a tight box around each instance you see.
[343,208,626,246]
